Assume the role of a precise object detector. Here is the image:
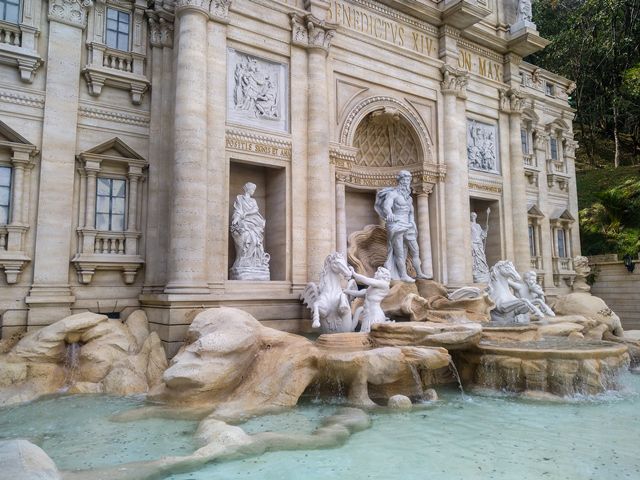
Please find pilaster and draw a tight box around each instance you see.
[291,12,337,282]
[534,127,554,288]
[500,87,530,273]
[440,64,472,285]
[26,0,92,325]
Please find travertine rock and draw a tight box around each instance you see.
[150,308,452,418]
[388,394,412,409]
[0,311,167,406]
[0,439,61,480]
[370,322,482,351]
[551,292,624,337]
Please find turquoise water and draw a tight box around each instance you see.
[1,375,639,479]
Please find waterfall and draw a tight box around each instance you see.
[449,359,466,400]
[61,342,82,391]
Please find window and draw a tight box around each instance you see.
[0,166,10,225]
[545,82,555,96]
[106,8,130,51]
[521,129,530,155]
[96,178,126,231]
[528,224,537,257]
[556,228,567,258]
[550,137,558,161]
[0,0,20,24]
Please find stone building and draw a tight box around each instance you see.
[0,0,579,353]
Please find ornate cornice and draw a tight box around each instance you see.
[333,164,445,190]
[0,89,45,108]
[440,65,468,99]
[48,0,93,29]
[78,105,150,126]
[291,14,337,53]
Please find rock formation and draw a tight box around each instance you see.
[0,311,167,406]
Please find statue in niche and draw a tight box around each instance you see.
[229,182,270,281]
[512,271,556,317]
[467,121,497,172]
[374,170,430,283]
[233,55,279,120]
[471,211,490,283]
[516,0,533,24]
[344,266,392,333]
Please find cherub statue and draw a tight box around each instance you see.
[344,266,392,333]
[512,271,555,318]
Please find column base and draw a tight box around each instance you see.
[25,284,76,327]
[163,282,211,294]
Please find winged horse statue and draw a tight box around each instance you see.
[488,260,544,323]
[301,252,358,333]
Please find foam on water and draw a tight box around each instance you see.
[0,374,639,479]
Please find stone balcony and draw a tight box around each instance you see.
[0,19,42,83]
[530,255,542,271]
[523,153,539,186]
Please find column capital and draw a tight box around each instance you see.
[291,14,337,53]
[175,0,210,18]
[48,0,93,29]
[564,139,578,158]
[209,0,232,23]
[499,88,525,114]
[413,183,434,196]
[440,65,468,99]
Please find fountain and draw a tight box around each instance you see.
[0,246,639,478]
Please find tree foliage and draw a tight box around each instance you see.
[529,0,640,167]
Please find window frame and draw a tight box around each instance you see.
[556,228,567,258]
[105,7,131,52]
[0,165,11,226]
[0,0,20,24]
[95,176,127,232]
[549,136,559,161]
[528,224,537,257]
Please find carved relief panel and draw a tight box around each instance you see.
[227,48,289,133]
[467,119,500,174]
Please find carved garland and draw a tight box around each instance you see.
[340,96,433,161]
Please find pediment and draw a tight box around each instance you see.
[527,204,544,217]
[550,207,575,222]
[0,120,36,150]
[81,137,145,161]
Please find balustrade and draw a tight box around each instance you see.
[0,22,21,47]
[530,256,542,270]
[94,232,126,254]
[102,49,134,73]
[0,227,7,250]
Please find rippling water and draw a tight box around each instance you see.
[1,373,639,480]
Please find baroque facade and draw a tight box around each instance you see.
[0,0,579,354]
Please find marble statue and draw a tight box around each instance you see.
[301,252,358,333]
[572,255,592,292]
[488,260,545,323]
[229,182,270,280]
[345,266,391,333]
[516,0,533,24]
[470,211,490,283]
[512,271,556,317]
[374,170,430,282]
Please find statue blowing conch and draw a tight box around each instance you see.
[230,182,270,281]
[374,170,430,283]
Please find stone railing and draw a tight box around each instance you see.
[523,154,536,167]
[0,21,21,47]
[530,256,542,270]
[102,48,134,73]
[94,231,126,255]
[553,256,573,273]
[0,226,7,250]
[546,159,566,174]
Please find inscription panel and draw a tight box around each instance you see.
[327,0,438,58]
[457,46,504,82]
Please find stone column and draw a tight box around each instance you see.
[335,175,347,257]
[206,1,231,290]
[165,0,210,293]
[534,127,554,288]
[415,186,433,279]
[440,65,471,285]
[564,138,581,256]
[501,88,530,272]
[26,0,92,325]
[292,13,337,282]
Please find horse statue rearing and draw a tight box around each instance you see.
[488,260,544,323]
[301,252,358,333]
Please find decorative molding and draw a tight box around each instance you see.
[174,0,210,15]
[0,89,45,108]
[290,14,336,52]
[48,0,94,28]
[440,65,468,98]
[498,88,525,114]
[225,128,292,159]
[209,0,232,22]
[78,104,150,126]
[346,0,438,35]
[333,164,445,189]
